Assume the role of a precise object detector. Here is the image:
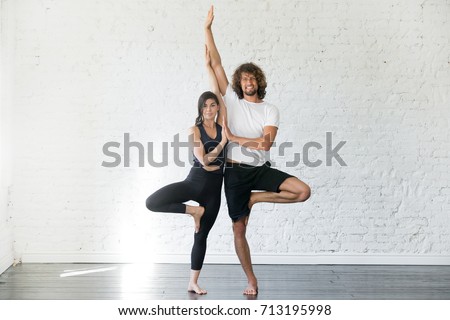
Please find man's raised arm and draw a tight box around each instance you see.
[204,6,228,96]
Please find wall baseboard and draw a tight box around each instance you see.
[20,252,450,265]
[0,253,14,274]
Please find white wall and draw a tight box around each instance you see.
[0,0,14,274]
[7,0,450,265]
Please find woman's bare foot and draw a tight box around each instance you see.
[248,192,258,211]
[187,282,207,295]
[186,205,205,233]
[192,206,205,233]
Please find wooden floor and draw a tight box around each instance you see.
[1,263,450,300]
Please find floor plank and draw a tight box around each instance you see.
[1,263,449,300]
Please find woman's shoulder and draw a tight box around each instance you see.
[188,125,201,135]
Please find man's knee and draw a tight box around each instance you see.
[282,178,311,202]
[288,177,311,202]
[297,185,311,202]
[232,218,247,237]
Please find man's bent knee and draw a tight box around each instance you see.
[281,177,311,203]
[297,185,311,202]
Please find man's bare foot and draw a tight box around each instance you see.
[190,206,205,233]
[243,283,258,295]
[187,283,207,295]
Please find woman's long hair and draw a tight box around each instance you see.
[195,91,220,126]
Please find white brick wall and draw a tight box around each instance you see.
[0,0,14,274]
[0,132,13,274]
[5,0,450,265]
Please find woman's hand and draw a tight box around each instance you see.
[222,116,234,142]
[204,5,214,30]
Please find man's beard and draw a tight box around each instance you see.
[244,88,257,96]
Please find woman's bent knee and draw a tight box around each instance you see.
[146,196,157,211]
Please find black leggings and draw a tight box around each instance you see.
[146,168,223,270]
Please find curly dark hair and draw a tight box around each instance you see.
[231,63,267,100]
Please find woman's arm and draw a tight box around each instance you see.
[205,45,227,127]
[204,5,228,96]
[190,126,227,167]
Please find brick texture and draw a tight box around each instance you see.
[1,0,14,273]
[4,0,450,263]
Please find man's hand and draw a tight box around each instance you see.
[205,5,214,30]
[222,123,278,151]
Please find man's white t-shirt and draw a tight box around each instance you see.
[223,84,279,166]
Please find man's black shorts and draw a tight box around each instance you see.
[224,161,294,222]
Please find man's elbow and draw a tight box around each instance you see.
[261,142,273,152]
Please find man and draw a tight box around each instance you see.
[204,6,311,295]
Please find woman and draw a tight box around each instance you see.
[146,52,226,294]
